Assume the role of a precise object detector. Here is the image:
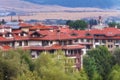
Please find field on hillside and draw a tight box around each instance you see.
[1,11,120,21]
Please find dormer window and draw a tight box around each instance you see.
[71,32,78,36]
[32,34,40,37]
[31,32,40,38]
[19,31,28,37]
[86,32,91,36]
[5,32,13,38]
[20,33,24,36]
[31,31,46,38]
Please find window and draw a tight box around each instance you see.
[19,41,22,46]
[5,33,12,37]
[108,40,112,42]
[95,39,99,42]
[86,32,91,36]
[71,33,78,36]
[31,32,40,37]
[74,39,78,42]
[50,41,53,44]
[20,33,24,36]
[81,39,84,42]
[87,39,90,42]
[116,40,119,43]
[86,45,91,49]
[68,40,72,45]
[24,41,28,46]
[102,40,106,43]
[108,45,113,48]
[116,45,119,47]
[42,41,49,46]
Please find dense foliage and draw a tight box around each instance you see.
[1,46,120,80]
[0,49,88,80]
[66,20,88,30]
[108,22,120,28]
[83,46,120,80]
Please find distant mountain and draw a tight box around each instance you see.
[23,0,120,9]
[0,0,119,17]
[0,0,105,14]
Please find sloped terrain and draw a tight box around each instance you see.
[0,0,104,13]
[23,0,120,9]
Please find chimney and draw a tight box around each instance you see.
[115,25,118,28]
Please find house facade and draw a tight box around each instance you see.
[1,22,120,70]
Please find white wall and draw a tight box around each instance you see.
[29,41,42,46]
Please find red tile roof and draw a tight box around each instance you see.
[29,44,84,50]
[19,23,32,28]
[30,24,52,30]
[0,45,12,51]
[0,37,14,42]
[30,29,80,40]
[14,35,29,41]
[76,27,120,39]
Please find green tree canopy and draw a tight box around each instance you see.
[113,48,120,65]
[108,22,120,28]
[108,64,120,80]
[0,49,89,80]
[84,46,114,80]
[66,20,88,30]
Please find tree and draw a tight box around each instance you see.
[1,19,6,24]
[108,22,116,27]
[91,71,102,80]
[113,48,120,65]
[75,69,88,80]
[108,22,120,28]
[34,51,70,80]
[108,64,120,80]
[66,20,88,30]
[84,46,114,80]
[0,49,34,80]
[17,70,41,80]
[89,19,97,28]
[0,60,18,80]
[0,49,89,80]
[83,56,98,80]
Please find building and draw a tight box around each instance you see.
[0,22,84,71]
[1,21,120,70]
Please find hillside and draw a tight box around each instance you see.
[0,0,120,20]
[0,0,106,16]
[0,0,105,13]
[23,0,120,9]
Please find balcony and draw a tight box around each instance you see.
[94,42,100,45]
[101,42,105,45]
[66,53,81,58]
[115,42,120,45]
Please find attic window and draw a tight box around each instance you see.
[32,34,40,37]
[31,32,40,37]
[71,33,78,36]
[86,33,91,36]
[56,30,60,32]
[5,33,12,37]
[20,33,24,36]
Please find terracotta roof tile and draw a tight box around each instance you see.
[19,23,32,28]
[0,45,12,51]
[29,44,84,50]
